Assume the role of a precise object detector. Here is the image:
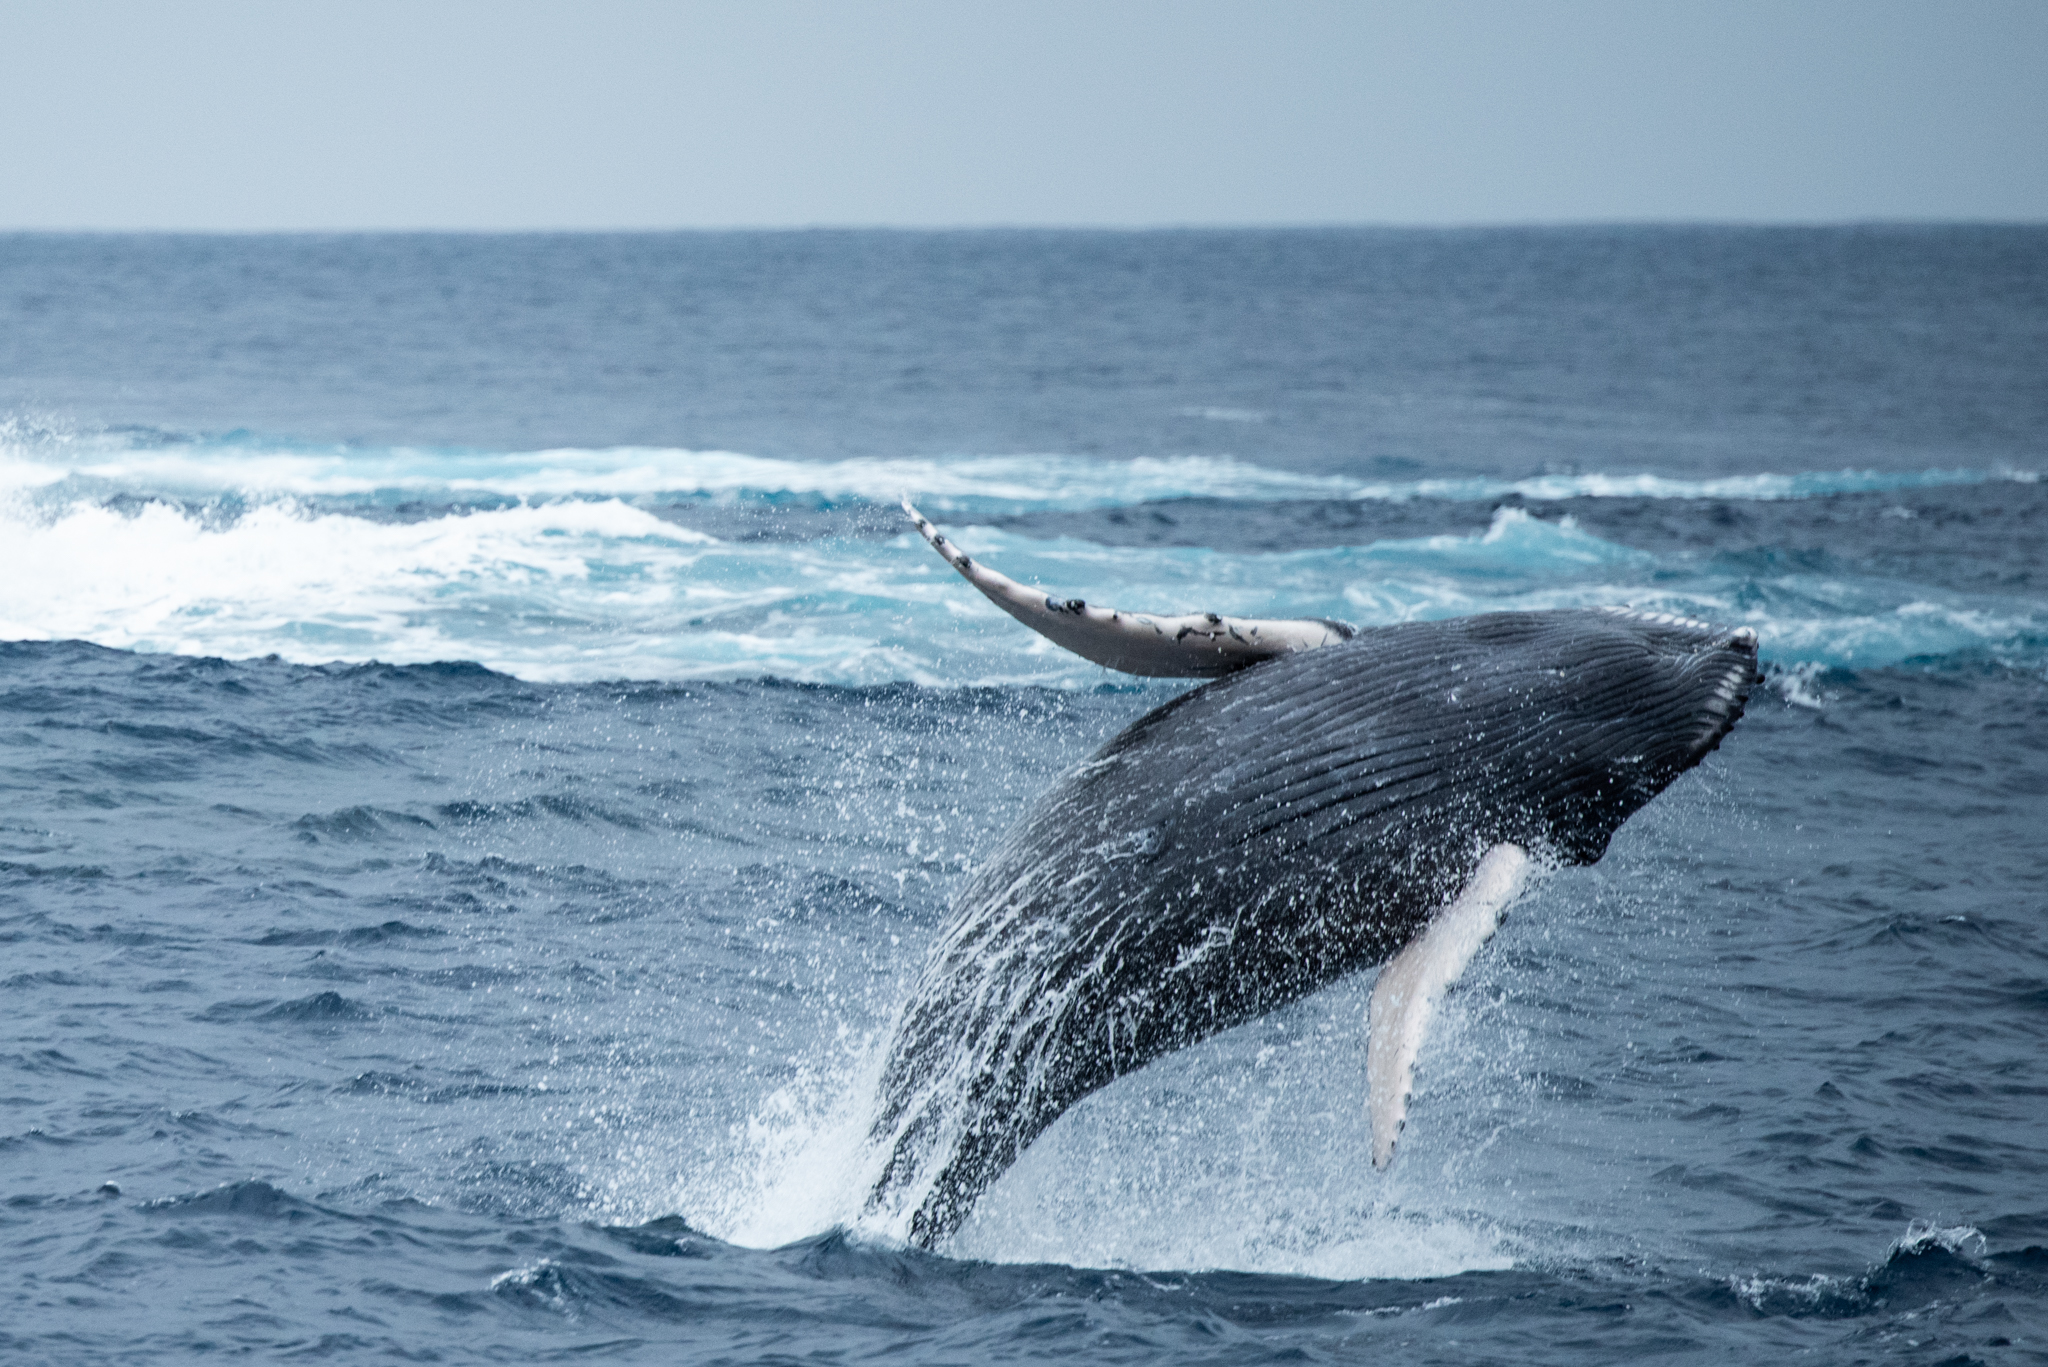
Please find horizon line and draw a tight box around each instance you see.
[4,216,2046,237]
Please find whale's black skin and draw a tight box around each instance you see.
[866,609,1760,1246]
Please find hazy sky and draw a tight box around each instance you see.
[5,0,2044,229]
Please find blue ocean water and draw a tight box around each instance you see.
[2,229,2045,1363]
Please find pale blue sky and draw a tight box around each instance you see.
[4,0,2043,229]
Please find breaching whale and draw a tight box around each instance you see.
[868,502,1759,1246]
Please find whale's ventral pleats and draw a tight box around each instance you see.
[872,510,1762,1247]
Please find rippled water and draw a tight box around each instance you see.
[3,229,2045,1363]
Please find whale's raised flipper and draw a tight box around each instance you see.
[1368,842,1534,1168]
[903,499,1354,678]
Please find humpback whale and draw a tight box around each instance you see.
[869,503,1759,1246]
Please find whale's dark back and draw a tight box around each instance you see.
[868,609,1760,1244]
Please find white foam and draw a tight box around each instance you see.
[1770,661,1831,709]
[0,495,714,670]
[654,994,1520,1278]
[1,427,2032,514]
[954,1177,1515,1280]
[1889,1220,1985,1260]
[0,437,1365,509]
[1368,506,1650,571]
[0,484,2037,683]
[684,1067,885,1249]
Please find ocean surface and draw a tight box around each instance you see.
[2,228,2044,1364]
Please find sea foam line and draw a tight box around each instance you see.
[0,428,2034,514]
[1,491,2038,685]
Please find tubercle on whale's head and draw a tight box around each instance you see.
[1590,607,1762,759]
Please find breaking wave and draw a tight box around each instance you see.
[1,426,2041,683]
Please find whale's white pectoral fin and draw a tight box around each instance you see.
[903,498,1356,679]
[1368,842,1533,1169]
